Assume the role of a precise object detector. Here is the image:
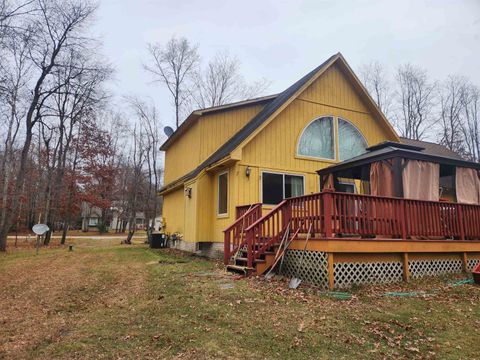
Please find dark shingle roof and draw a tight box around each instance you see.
[400,138,463,160]
[317,141,479,176]
[159,53,339,194]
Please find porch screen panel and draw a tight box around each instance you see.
[456,167,480,204]
[338,119,367,161]
[298,117,334,159]
[370,160,394,197]
[402,160,439,201]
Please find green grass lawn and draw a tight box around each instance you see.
[1,241,479,359]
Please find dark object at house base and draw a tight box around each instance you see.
[150,233,167,248]
[473,263,480,285]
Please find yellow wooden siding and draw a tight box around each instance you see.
[164,122,201,183]
[183,181,197,243]
[299,63,370,114]
[198,105,263,161]
[164,105,263,184]
[195,172,214,242]
[162,187,185,234]
[241,65,396,174]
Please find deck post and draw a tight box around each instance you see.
[328,252,334,290]
[402,252,410,282]
[323,189,333,238]
[461,252,468,272]
[224,232,230,265]
[247,230,253,269]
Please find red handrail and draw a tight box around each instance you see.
[244,200,291,268]
[223,203,262,265]
[236,204,260,219]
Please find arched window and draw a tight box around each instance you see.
[338,118,367,160]
[297,116,367,161]
[297,116,335,160]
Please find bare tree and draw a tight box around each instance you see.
[437,75,469,154]
[459,83,480,162]
[395,64,437,140]
[359,61,392,118]
[127,97,163,238]
[190,51,270,109]
[46,50,111,244]
[0,0,98,252]
[124,125,147,244]
[145,37,199,128]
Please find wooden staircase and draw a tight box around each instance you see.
[225,243,278,275]
[224,193,326,276]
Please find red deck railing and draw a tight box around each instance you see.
[224,191,480,267]
[224,203,262,264]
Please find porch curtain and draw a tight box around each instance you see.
[370,160,395,197]
[402,160,440,201]
[456,167,480,204]
[290,176,304,197]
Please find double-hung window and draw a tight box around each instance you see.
[262,172,304,205]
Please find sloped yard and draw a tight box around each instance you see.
[1,240,479,359]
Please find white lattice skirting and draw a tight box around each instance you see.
[334,261,403,289]
[280,250,479,289]
[409,259,463,279]
[467,258,480,271]
[280,250,329,289]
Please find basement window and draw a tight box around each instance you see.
[218,171,228,216]
[262,172,304,205]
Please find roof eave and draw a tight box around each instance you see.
[317,149,480,176]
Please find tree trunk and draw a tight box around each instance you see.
[0,127,33,251]
[60,221,68,245]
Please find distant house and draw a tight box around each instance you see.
[80,202,103,231]
[110,210,146,232]
[81,202,155,232]
[159,53,480,288]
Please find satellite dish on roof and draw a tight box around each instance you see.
[32,224,49,235]
[163,126,174,138]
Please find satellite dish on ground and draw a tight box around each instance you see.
[32,224,49,235]
[163,126,174,138]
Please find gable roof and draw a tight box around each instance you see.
[160,53,400,194]
[400,137,463,160]
[160,94,277,151]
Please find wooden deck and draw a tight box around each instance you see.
[224,191,480,284]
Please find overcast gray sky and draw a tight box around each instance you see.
[93,0,480,130]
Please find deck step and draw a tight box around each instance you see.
[225,264,253,274]
[234,257,266,264]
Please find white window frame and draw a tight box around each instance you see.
[260,170,306,205]
[337,181,357,193]
[217,171,229,217]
